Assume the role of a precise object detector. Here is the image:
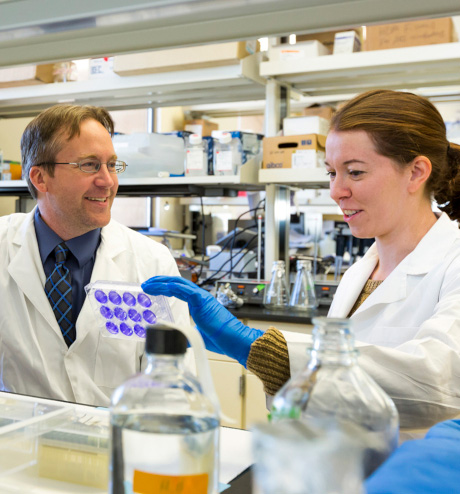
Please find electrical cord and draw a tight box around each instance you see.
[234,255,257,278]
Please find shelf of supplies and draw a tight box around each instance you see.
[0,54,265,118]
[260,42,460,97]
[259,167,330,188]
[0,157,264,197]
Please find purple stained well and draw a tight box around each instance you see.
[105,321,118,334]
[123,292,136,307]
[137,293,152,308]
[128,308,142,323]
[114,307,127,321]
[100,306,113,319]
[120,322,133,336]
[134,324,146,338]
[143,310,156,324]
[109,291,122,305]
[95,290,108,304]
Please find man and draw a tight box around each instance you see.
[0,104,189,406]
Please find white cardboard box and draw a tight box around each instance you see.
[283,116,330,137]
[269,40,330,62]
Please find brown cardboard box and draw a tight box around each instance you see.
[184,119,218,137]
[114,41,259,76]
[364,17,454,51]
[263,134,326,169]
[0,64,54,88]
[302,105,334,120]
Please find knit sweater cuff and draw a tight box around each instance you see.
[247,327,291,396]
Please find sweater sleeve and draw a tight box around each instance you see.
[246,327,291,396]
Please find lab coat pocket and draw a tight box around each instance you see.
[94,336,141,392]
[366,326,420,348]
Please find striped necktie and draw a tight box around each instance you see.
[45,243,75,346]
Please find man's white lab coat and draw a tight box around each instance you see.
[287,213,460,431]
[0,208,189,406]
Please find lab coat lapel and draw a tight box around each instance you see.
[7,210,62,335]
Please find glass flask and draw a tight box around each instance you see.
[271,317,399,478]
[110,324,220,494]
[263,260,289,310]
[289,260,318,310]
[252,420,364,494]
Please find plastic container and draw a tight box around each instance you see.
[185,133,208,177]
[213,132,242,176]
[110,323,220,494]
[289,259,317,310]
[263,260,289,310]
[271,317,399,478]
[85,280,174,340]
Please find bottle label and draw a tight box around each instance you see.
[186,148,204,171]
[133,470,209,493]
[215,150,233,171]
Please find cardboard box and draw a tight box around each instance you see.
[185,119,218,137]
[333,30,362,54]
[297,29,363,50]
[113,41,259,76]
[364,17,454,51]
[0,64,54,88]
[269,40,330,62]
[263,134,326,169]
[283,116,330,137]
[302,105,334,119]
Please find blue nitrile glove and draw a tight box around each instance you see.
[141,276,264,367]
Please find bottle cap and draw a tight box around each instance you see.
[219,132,232,144]
[145,323,188,355]
[189,134,202,145]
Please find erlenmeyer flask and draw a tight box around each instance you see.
[263,260,289,310]
[289,260,317,310]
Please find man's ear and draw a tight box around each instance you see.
[29,166,49,194]
[408,156,432,194]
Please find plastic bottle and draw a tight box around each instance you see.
[271,317,399,478]
[289,260,317,310]
[110,324,220,494]
[213,132,241,176]
[185,134,208,177]
[263,260,289,310]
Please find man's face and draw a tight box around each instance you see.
[35,118,119,240]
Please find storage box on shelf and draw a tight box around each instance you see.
[363,17,455,51]
[113,40,259,76]
[268,40,330,62]
[0,64,54,88]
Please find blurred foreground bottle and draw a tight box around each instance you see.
[110,324,220,494]
[289,259,317,310]
[271,317,399,477]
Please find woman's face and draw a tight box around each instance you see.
[325,130,414,240]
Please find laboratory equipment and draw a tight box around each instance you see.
[263,260,289,310]
[271,317,399,478]
[85,280,174,340]
[110,323,220,494]
[213,132,242,176]
[185,133,208,177]
[289,260,318,310]
[214,280,267,306]
[252,420,363,494]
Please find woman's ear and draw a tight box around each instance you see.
[29,166,48,194]
[408,156,432,194]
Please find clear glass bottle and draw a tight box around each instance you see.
[213,132,241,176]
[289,260,317,310]
[185,134,208,177]
[110,325,220,494]
[263,260,289,310]
[271,317,399,478]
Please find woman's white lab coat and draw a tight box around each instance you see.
[286,213,460,431]
[0,208,189,406]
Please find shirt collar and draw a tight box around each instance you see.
[34,208,101,267]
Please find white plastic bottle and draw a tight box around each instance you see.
[213,132,241,176]
[185,134,208,177]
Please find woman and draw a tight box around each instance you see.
[143,89,460,432]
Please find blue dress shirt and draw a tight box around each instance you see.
[34,208,101,328]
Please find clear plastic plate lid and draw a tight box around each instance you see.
[85,281,174,340]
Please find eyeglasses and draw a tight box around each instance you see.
[34,159,127,174]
